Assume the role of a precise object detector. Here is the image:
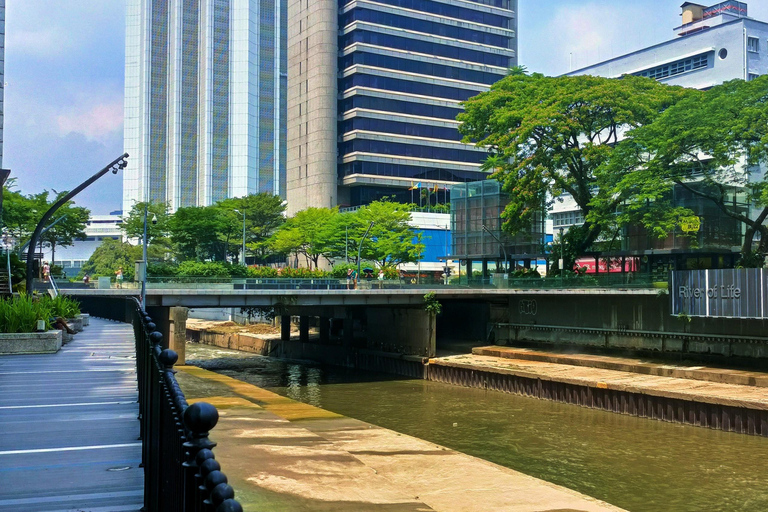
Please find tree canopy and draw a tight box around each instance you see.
[270,201,424,269]
[458,72,691,265]
[620,76,768,260]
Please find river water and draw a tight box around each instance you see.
[187,344,768,512]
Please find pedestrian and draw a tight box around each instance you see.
[83,273,90,285]
[351,268,358,289]
[42,261,50,282]
[115,267,123,288]
[378,269,385,289]
[346,268,353,290]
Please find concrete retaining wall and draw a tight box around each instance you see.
[0,330,63,354]
[186,327,279,357]
[426,362,768,436]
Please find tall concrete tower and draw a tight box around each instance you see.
[124,0,287,214]
[287,0,517,214]
[286,0,338,214]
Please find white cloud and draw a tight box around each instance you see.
[56,100,124,142]
[6,27,75,59]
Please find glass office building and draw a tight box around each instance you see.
[124,0,287,214]
[287,0,516,213]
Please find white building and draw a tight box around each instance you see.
[553,1,768,231]
[43,213,123,277]
[123,0,287,214]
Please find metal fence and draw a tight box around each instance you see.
[132,298,243,512]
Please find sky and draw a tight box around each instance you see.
[4,0,768,214]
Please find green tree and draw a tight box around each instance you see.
[357,201,424,268]
[217,194,286,263]
[622,76,768,261]
[271,207,337,268]
[168,205,230,261]
[458,72,690,267]
[2,184,36,242]
[80,238,143,281]
[121,202,171,244]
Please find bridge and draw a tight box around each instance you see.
[58,280,768,371]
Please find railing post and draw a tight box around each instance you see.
[131,298,243,512]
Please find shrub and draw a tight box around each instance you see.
[45,295,81,318]
[147,262,179,277]
[247,266,279,278]
[280,267,331,278]
[0,295,53,333]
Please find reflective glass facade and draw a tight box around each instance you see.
[337,0,516,207]
[124,0,287,214]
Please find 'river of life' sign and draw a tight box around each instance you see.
[671,269,768,319]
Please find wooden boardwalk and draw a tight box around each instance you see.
[0,318,143,512]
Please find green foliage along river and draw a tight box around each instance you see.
[187,344,768,512]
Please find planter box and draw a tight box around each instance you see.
[67,317,84,333]
[80,314,90,327]
[0,330,63,355]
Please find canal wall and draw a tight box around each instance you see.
[478,293,768,361]
[425,360,768,437]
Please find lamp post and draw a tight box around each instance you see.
[482,224,507,274]
[233,209,246,265]
[357,221,374,282]
[559,227,565,284]
[141,205,157,308]
[26,154,128,292]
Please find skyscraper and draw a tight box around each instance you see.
[287,0,516,214]
[124,0,287,214]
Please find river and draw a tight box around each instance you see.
[187,343,768,512]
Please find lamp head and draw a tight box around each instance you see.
[151,214,158,226]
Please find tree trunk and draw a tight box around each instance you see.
[742,225,756,255]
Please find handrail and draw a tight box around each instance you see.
[6,251,11,294]
[131,298,243,512]
[48,274,60,298]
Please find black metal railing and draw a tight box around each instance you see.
[132,298,243,512]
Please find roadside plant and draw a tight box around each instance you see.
[0,295,53,333]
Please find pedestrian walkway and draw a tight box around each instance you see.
[175,364,625,512]
[0,318,143,512]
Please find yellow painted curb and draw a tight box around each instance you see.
[178,365,343,422]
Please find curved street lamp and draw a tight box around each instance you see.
[25,154,128,292]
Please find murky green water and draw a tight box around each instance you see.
[188,344,768,512]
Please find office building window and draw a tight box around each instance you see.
[748,73,759,81]
[747,37,759,53]
[634,53,708,80]
[552,210,584,228]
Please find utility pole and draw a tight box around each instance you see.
[233,209,246,265]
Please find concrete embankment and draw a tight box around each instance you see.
[427,348,768,436]
[175,364,626,512]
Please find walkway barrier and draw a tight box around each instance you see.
[132,298,243,512]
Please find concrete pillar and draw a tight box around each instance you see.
[281,315,291,341]
[299,316,309,343]
[168,307,188,365]
[319,317,330,344]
